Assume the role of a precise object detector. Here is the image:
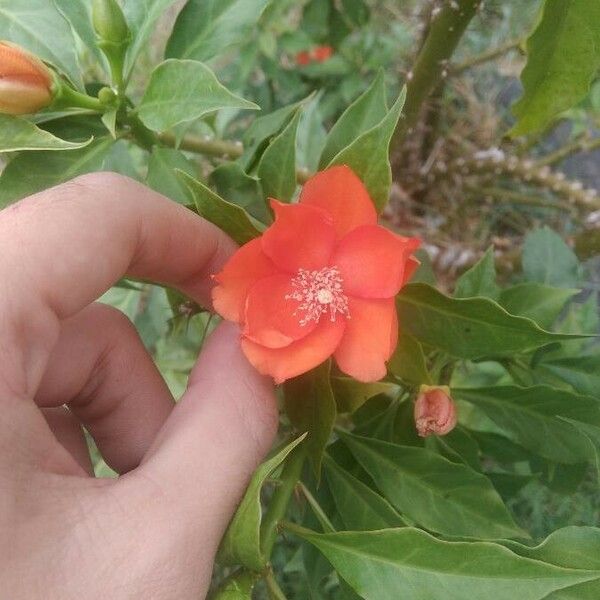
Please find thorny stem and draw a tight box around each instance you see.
[391,0,482,157]
[260,443,307,560]
[452,37,523,74]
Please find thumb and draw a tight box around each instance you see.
[136,321,278,540]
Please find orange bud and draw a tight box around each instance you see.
[0,42,53,115]
[414,385,457,437]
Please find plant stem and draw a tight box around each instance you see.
[297,481,335,533]
[158,131,313,183]
[537,134,600,167]
[452,37,522,74]
[391,0,483,155]
[265,571,287,600]
[54,85,104,112]
[260,443,307,559]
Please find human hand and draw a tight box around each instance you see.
[0,173,278,599]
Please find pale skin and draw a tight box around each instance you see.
[0,173,278,599]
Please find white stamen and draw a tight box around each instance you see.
[285,266,350,326]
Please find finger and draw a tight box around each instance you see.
[137,322,278,543]
[0,172,236,400]
[36,303,174,474]
[42,407,93,475]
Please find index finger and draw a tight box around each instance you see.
[0,172,236,397]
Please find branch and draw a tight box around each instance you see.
[536,134,600,167]
[452,37,522,74]
[391,0,483,155]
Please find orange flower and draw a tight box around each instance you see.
[213,166,421,383]
[414,386,457,437]
[0,42,53,115]
[295,45,334,66]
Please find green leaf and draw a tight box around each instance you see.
[331,377,399,414]
[146,147,197,204]
[138,59,258,132]
[241,99,305,170]
[339,432,524,539]
[511,0,600,136]
[165,0,271,62]
[122,0,180,76]
[292,527,597,600]
[327,88,405,211]
[218,435,306,571]
[212,571,257,599]
[499,284,578,330]
[284,362,336,478]
[257,108,301,202]
[52,0,106,67]
[209,163,268,222]
[177,171,264,245]
[504,526,600,600]
[396,283,588,361]
[454,385,600,464]
[522,227,582,288]
[540,354,600,398]
[319,70,387,168]
[454,247,500,300]
[0,115,92,151]
[427,427,481,472]
[388,333,431,384]
[323,455,406,530]
[0,138,114,207]
[0,0,83,87]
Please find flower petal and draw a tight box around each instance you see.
[299,165,377,239]
[243,274,317,348]
[334,297,398,382]
[212,238,280,323]
[332,225,421,298]
[261,200,336,273]
[241,317,346,384]
[403,255,421,285]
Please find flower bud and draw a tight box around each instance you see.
[0,42,53,115]
[414,385,457,437]
[92,0,130,45]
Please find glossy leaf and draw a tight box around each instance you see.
[339,432,524,539]
[177,171,264,245]
[511,0,600,136]
[323,456,406,530]
[387,333,431,384]
[284,362,336,478]
[146,148,197,204]
[0,138,114,207]
[0,115,92,152]
[331,377,399,414]
[257,108,301,202]
[499,284,578,330]
[218,435,306,571]
[327,89,405,211]
[522,227,582,288]
[319,70,387,168]
[0,0,82,87]
[396,283,587,360]
[166,0,271,61]
[138,59,258,132]
[454,385,600,464]
[454,247,500,300]
[292,527,597,600]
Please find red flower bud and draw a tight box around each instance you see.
[0,42,53,115]
[414,385,457,437]
[313,45,333,62]
[295,50,312,66]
